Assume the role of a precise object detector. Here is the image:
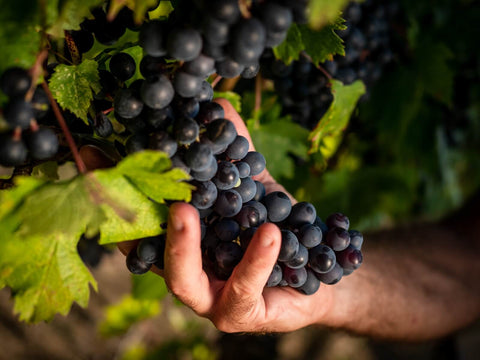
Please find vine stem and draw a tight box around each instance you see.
[302,52,333,81]
[41,81,87,174]
[25,49,49,102]
[254,72,262,112]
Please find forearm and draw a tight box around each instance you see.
[322,223,480,341]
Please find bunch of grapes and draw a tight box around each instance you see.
[261,0,401,129]
[0,68,58,167]
[124,101,364,294]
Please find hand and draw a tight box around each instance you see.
[119,99,335,333]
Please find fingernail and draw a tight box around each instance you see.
[169,208,184,232]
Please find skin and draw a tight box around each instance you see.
[118,98,480,340]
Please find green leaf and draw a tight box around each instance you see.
[48,59,101,124]
[273,24,304,65]
[132,272,169,300]
[214,91,242,113]
[247,99,309,180]
[99,295,161,337]
[32,161,60,181]
[0,1,41,74]
[308,0,350,30]
[309,79,366,153]
[48,0,106,36]
[0,152,192,322]
[273,22,345,66]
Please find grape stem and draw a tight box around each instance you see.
[41,81,88,174]
[211,74,223,88]
[302,52,333,80]
[25,49,49,102]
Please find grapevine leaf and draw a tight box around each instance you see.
[48,0,106,36]
[309,79,365,153]
[99,295,161,337]
[0,1,41,74]
[308,0,350,30]
[273,22,345,66]
[299,20,346,65]
[214,91,242,113]
[132,272,169,300]
[273,24,304,65]
[49,60,101,124]
[247,101,309,180]
[32,161,60,181]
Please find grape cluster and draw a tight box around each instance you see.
[0,68,58,167]
[122,96,364,294]
[261,0,401,129]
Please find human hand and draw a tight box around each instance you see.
[119,98,336,333]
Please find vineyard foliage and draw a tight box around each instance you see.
[0,0,479,325]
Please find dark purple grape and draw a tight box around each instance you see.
[167,28,203,61]
[245,200,267,225]
[241,63,260,78]
[137,235,165,264]
[278,230,299,262]
[94,112,113,138]
[308,244,336,274]
[266,263,283,287]
[214,218,241,242]
[27,127,59,160]
[194,81,214,103]
[234,176,257,203]
[173,71,203,98]
[183,54,216,78]
[214,189,243,217]
[326,212,350,230]
[336,245,363,271]
[226,135,249,160]
[114,89,143,119]
[235,161,250,178]
[149,131,177,157]
[171,153,190,174]
[139,20,167,57]
[191,155,217,181]
[140,75,174,109]
[0,67,31,97]
[213,161,240,190]
[298,224,323,249]
[261,3,293,33]
[202,17,230,46]
[242,151,266,176]
[215,58,245,78]
[288,202,316,228]
[215,241,243,271]
[185,142,214,172]
[316,262,343,285]
[196,101,225,125]
[4,99,34,129]
[172,96,200,118]
[140,55,169,78]
[125,133,148,154]
[210,0,240,24]
[253,181,265,201]
[145,106,175,130]
[325,227,351,251]
[206,118,237,146]
[283,266,307,288]
[284,244,308,269]
[262,191,292,222]
[0,135,28,166]
[173,116,199,145]
[349,230,364,250]
[297,269,321,295]
[235,205,260,228]
[126,247,152,274]
[191,180,218,210]
[109,52,136,81]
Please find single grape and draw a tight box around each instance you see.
[325,227,351,251]
[139,55,169,78]
[206,118,237,146]
[283,266,307,288]
[139,20,168,57]
[298,223,323,249]
[261,3,293,33]
[191,180,218,210]
[213,161,240,190]
[4,99,34,129]
[125,133,148,154]
[172,96,200,118]
[167,28,203,61]
[215,241,243,272]
[149,131,178,157]
[94,112,113,138]
[114,89,144,119]
[284,243,308,269]
[278,230,299,262]
[262,191,292,222]
[235,205,260,228]
[171,153,190,174]
[242,151,266,176]
[183,54,216,78]
[266,263,283,287]
[0,135,28,166]
[336,245,363,271]
[173,116,199,145]
[215,58,245,78]
[326,212,350,230]
[27,127,59,160]
[214,189,243,217]
[202,16,230,46]
[288,202,316,228]
[109,53,136,81]
[349,230,364,250]
[226,135,249,160]
[145,106,175,130]
[244,200,267,225]
[0,67,31,97]
[308,244,336,274]
[194,81,214,103]
[214,218,241,242]
[126,247,152,274]
[184,142,214,172]
[210,0,240,24]
[297,269,321,295]
[191,155,218,181]
[241,63,260,79]
[137,235,165,264]
[234,176,257,203]
[173,71,203,98]
[196,101,225,125]
[235,161,251,178]
[140,75,174,109]
[253,181,266,201]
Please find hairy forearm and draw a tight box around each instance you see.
[322,222,480,341]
